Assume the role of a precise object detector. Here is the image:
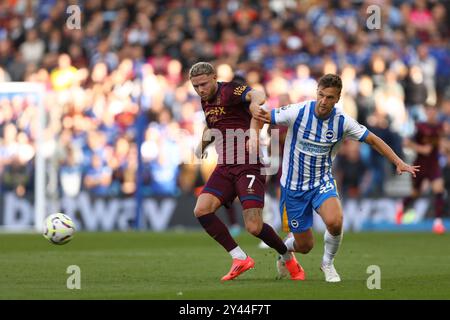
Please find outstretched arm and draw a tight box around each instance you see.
[365,132,420,177]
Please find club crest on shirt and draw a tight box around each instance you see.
[208,115,218,125]
[325,129,335,141]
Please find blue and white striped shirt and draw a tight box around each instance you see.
[271,100,369,191]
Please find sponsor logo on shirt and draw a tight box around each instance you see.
[205,107,226,117]
[298,140,331,155]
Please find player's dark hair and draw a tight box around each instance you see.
[189,62,216,79]
[318,74,342,93]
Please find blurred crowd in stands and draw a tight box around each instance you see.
[0,0,449,199]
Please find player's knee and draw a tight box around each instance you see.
[244,221,263,236]
[327,220,342,236]
[193,205,211,218]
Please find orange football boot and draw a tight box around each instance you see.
[221,256,255,281]
[285,254,306,280]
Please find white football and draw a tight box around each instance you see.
[43,213,75,245]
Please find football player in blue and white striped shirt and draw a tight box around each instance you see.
[255,74,419,282]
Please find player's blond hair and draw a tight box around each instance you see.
[189,62,216,79]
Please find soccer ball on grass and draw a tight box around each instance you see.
[43,213,75,245]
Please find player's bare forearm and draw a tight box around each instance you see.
[246,89,266,105]
[250,117,264,132]
[247,118,262,155]
[365,132,420,177]
[202,126,214,147]
[195,126,214,158]
[246,89,266,117]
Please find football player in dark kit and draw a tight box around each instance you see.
[190,62,304,281]
[398,104,446,234]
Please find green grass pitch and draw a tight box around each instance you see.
[1,231,449,299]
